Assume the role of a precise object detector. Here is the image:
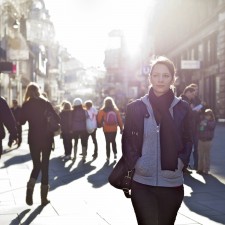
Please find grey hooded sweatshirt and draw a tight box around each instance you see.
[133,95,184,187]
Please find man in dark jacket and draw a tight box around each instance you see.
[0,97,18,158]
[180,86,196,173]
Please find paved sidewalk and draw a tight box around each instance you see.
[0,124,225,225]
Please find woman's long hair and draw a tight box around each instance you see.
[100,96,118,111]
[23,82,41,102]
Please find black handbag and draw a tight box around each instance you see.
[44,104,61,135]
[108,156,135,198]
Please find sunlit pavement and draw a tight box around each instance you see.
[1,124,225,225]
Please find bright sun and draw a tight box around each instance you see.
[45,0,152,66]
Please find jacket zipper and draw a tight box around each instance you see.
[156,125,160,185]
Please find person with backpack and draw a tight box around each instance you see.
[97,96,123,161]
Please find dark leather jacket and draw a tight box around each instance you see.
[122,96,193,169]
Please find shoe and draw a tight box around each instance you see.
[65,155,71,160]
[183,167,192,174]
[197,170,203,174]
[114,154,117,159]
[92,153,98,158]
[8,142,12,148]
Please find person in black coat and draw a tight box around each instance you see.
[59,100,73,160]
[0,97,18,158]
[20,82,60,206]
[8,99,22,148]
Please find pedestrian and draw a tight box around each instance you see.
[84,100,98,158]
[122,56,193,225]
[180,86,196,174]
[71,98,88,162]
[188,83,207,170]
[59,100,73,160]
[197,109,216,174]
[0,97,18,158]
[97,96,123,161]
[20,82,60,206]
[8,99,22,148]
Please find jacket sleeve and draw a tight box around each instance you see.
[122,101,143,169]
[0,97,17,139]
[178,103,193,167]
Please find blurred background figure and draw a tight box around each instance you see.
[180,86,196,174]
[188,83,207,170]
[8,99,22,148]
[59,100,73,160]
[71,98,88,162]
[0,97,18,158]
[85,100,98,158]
[20,82,60,206]
[197,109,216,174]
[97,96,123,161]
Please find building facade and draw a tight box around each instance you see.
[152,0,225,119]
[0,0,67,106]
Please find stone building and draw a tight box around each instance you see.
[152,0,225,119]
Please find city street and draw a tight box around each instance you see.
[1,123,225,225]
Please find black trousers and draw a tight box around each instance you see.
[131,181,184,225]
[103,131,117,158]
[62,133,73,156]
[88,129,98,154]
[29,143,52,185]
[73,130,88,148]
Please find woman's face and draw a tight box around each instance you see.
[150,63,174,96]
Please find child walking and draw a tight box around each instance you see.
[197,109,216,174]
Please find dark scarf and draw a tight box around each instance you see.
[149,88,178,171]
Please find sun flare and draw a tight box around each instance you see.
[44,0,152,66]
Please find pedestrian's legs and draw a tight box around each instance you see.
[29,145,42,180]
[204,140,212,173]
[197,140,204,172]
[111,132,117,158]
[104,132,111,160]
[41,143,52,185]
[193,133,199,169]
[81,131,88,161]
[131,181,183,225]
[26,144,42,206]
[91,129,98,157]
[73,131,79,159]
[63,134,72,156]
[0,139,2,158]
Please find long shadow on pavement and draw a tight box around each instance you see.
[87,160,117,188]
[20,206,44,225]
[0,153,31,169]
[9,209,31,225]
[184,173,225,224]
[49,157,96,191]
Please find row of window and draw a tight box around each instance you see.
[174,33,217,70]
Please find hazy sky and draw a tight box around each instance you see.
[44,0,152,67]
